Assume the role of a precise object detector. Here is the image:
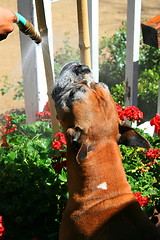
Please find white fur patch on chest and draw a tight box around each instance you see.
[97,182,108,190]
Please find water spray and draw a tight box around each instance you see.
[14,12,42,44]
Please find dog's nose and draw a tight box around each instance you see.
[60,62,79,76]
[73,64,91,76]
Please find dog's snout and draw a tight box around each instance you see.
[73,64,91,76]
[60,62,79,76]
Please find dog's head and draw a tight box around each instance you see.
[52,62,150,163]
[52,62,93,108]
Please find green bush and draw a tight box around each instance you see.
[99,23,159,120]
[0,114,67,240]
[138,67,159,119]
[120,130,160,218]
[99,23,127,87]
[120,129,160,197]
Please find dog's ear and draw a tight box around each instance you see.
[118,123,150,149]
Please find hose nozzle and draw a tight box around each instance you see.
[14,12,42,44]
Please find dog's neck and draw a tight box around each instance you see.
[66,140,132,209]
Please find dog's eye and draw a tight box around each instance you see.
[66,132,81,153]
[66,127,83,152]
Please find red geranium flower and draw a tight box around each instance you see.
[150,113,160,135]
[133,192,148,207]
[123,106,143,122]
[36,111,51,118]
[52,140,62,150]
[3,114,12,122]
[115,103,125,120]
[0,216,5,238]
[54,132,66,145]
[115,104,143,122]
[54,132,64,139]
[145,148,160,160]
[52,133,66,150]
[0,114,18,147]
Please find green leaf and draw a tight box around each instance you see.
[58,170,67,182]
[7,151,17,161]
[35,139,51,149]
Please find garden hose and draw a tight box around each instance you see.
[14,12,42,44]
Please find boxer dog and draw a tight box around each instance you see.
[52,62,160,240]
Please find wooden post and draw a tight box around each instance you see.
[35,0,59,134]
[88,0,99,82]
[77,0,91,67]
[125,0,141,107]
